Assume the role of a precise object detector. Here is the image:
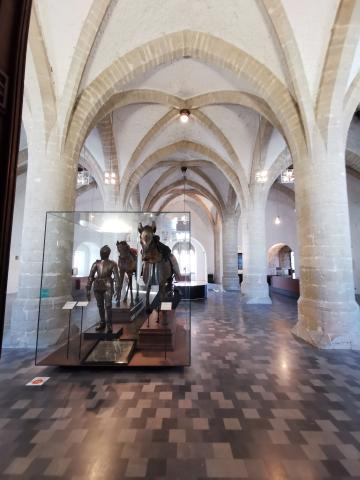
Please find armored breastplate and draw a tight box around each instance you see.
[96,260,114,278]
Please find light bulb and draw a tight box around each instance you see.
[105,172,109,178]
[110,178,116,185]
[111,172,116,178]
[105,178,109,184]
[275,216,281,225]
[179,109,190,124]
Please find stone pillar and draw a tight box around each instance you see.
[292,141,360,349]
[7,135,76,347]
[222,212,240,291]
[213,219,222,284]
[241,198,271,304]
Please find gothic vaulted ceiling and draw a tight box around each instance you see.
[20,0,360,223]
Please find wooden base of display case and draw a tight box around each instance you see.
[138,310,176,351]
[112,299,144,323]
[36,306,189,367]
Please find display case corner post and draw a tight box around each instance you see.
[35,209,49,364]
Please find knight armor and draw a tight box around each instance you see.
[86,245,120,333]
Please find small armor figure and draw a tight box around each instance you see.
[86,245,120,334]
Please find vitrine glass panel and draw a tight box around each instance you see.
[35,211,191,367]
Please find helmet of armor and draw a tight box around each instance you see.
[100,245,111,260]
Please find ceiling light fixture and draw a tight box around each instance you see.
[182,166,187,204]
[104,171,117,185]
[179,109,190,124]
[176,166,189,234]
[255,170,268,183]
[78,140,92,187]
[77,167,90,187]
[275,215,281,225]
[280,168,294,184]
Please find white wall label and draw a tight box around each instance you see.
[77,301,89,307]
[161,302,172,311]
[62,301,77,310]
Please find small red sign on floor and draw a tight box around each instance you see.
[26,377,50,386]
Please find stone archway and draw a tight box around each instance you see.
[268,243,293,276]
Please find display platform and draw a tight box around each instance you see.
[113,298,144,323]
[83,324,123,340]
[36,306,189,367]
[138,310,176,351]
[176,281,207,299]
[35,211,191,368]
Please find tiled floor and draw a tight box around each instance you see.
[1,292,360,479]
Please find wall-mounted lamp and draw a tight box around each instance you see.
[255,170,268,183]
[104,171,117,185]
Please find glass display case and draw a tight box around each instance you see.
[35,211,191,367]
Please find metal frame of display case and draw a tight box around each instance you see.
[35,211,191,368]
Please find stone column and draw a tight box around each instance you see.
[7,135,76,347]
[241,197,271,304]
[213,219,222,284]
[292,140,360,349]
[222,211,240,291]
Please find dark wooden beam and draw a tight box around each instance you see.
[0,0,32,355]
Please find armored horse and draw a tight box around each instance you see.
[138,222,181,319]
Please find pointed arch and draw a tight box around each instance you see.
[258,0,315,136]
[122,140,246,209]
[145,179,224,215]
[65,30,304,170]
[157,190,218,221]
[58,0,112,142]
[317,0,360,141]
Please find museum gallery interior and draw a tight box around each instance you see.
[3,0,360,478]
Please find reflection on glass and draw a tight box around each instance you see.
[35,211,191,368]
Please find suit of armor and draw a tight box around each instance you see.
[86,245,120,333]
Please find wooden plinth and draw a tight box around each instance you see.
[83,324,123,341]
[138,310,176,351]
[112,299,144,323]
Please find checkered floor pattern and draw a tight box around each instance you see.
[1,292,360,479]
